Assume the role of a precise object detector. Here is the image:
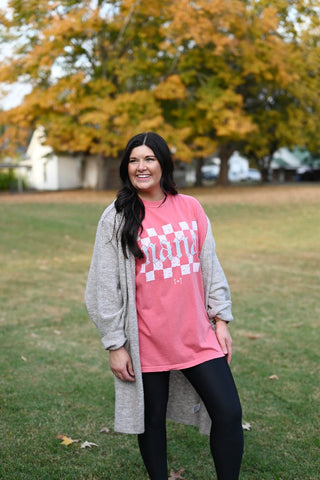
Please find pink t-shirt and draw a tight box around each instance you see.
[135,194,224,372]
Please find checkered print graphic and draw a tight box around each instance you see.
[138,221,200,282]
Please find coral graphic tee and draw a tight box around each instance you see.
[135,194,224,372]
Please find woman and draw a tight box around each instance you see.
[85,132,243,479]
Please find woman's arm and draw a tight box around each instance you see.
[85,208,127,350]
[200,217,233,323]
[200,216,234,363]
[214,319,233,364]
[109,347,135,382]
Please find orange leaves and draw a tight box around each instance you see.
[260,6,280,33]
[169,468,185,479]
[163,0,246,51]
[196,84,256,140]
[1,0,320,165]
[57,435,99,449]
[216,111,256,139]
[56,425,111,449]
[154,75,186,101]
[44,9,89,38]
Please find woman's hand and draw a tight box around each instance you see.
[215,320,233,365]
[109,347,136,382]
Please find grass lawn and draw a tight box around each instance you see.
[1,185,319,479]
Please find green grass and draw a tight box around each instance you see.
[1,187,319,479]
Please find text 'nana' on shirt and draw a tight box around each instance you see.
[137,221,201,282]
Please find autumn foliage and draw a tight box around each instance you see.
[0,0,319,184]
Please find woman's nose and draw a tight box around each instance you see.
[137,160,146,170]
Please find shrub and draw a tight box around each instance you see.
[0,169,27,191]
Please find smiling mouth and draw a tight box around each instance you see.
[137,174,151,178]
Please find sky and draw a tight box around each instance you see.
[0,0,32,109]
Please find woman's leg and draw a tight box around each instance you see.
[182,357,244,480]
[138,371,170,480]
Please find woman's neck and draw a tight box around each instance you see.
[138,191,165,202]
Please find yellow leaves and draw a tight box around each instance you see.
[56,434,80,446]
[164,0,246,51]
[216,111,255,139]
[260,6,280,33]
[57,435,99,448]
[1,0,319,163]
[191,136,218,159]
[112,90,164,130]
[196,85,256,139]
[79,110,109,127]
[154,75,186,101]
[56,426,112,450]
[61,436,77,446]
[85,79,116,97]
[44,10,87,38]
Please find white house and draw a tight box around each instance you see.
[202,151,258,182]
[21,127,123,190]
[270,147,301,182]
[271,147,301,170]
[22,126,82,190]
[22,128,264,190]
[228,151,250,182]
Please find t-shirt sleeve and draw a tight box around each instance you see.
[189,197,208,252]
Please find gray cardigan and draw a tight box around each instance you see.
[85,199,233,435]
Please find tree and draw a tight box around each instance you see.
[159,0,320,184]
[1,0,319,187]
[241,1,320,181]
[0,0,194,188]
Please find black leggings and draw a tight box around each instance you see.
[138,357,243,480]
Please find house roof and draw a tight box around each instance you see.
[271,148,301,169]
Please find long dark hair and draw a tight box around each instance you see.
[115,132,178,258]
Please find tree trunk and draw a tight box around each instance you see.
[96,154,109,190]
[195,157,204,187]
[216,144,233,186]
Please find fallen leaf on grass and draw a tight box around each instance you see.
[21,356,27,362]
[56,434,80,446]
[169,468,185,479]
[269,374,279,380]
[289,322,303,328]
[242,422,252,431]
[99,426,110,434]
[247,333,264,340]
[81,441,99,449]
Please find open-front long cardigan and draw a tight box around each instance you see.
[85,200,233,435]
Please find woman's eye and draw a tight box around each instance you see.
[129,157,156,163]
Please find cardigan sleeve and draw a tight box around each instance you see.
[85,206,127,350]
[200,216,233,323]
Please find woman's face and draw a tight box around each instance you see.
[128,145,163,200]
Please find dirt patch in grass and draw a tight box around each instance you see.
[1,184,320,205]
